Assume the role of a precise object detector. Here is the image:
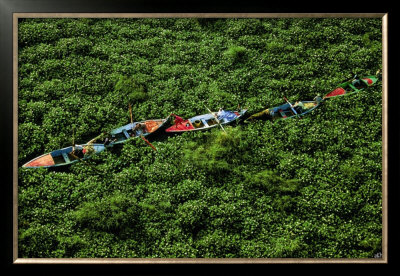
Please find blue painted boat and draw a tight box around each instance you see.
[245,100,321,122]
[110,118,169,145]
[87,117,170,146]
[166,109,247,133]
[22,144,107,168]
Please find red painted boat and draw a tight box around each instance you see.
[166,109,247,133]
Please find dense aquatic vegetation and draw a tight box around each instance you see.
[18,17,382,258]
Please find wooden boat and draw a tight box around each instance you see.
[103,117,169,146]
[323,75,379,99]
[245,100,321,122]
[165,109,247,133]
[22,144,107,168]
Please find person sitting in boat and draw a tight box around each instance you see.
[84,145,95,155]
[314,94,323,104]
[351,74,363,88]
[101,132,114,145]
[135,123,146,131]
[131,123,146,136]
[103,137,110,145]
[293,101,305,113]
[216,108,225,119]
[103,136,117,145]
[73,148,84,159]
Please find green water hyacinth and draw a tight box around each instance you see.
[18,17,382,259]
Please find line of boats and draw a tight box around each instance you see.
[21,74,379,168]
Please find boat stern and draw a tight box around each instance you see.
[361,75,379,86]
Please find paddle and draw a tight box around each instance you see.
[71,127,76,153]
[203,103,226,133]
[129,104,157,151]
[87,132,110,146]
[141,135,157,151]
[283,96,298,116]
[71,127,87,159]
[70,132,84,164]
[70,146,87,163]
[129,103,134,129]
[283,97,301,119]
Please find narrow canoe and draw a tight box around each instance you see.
[165,109,247,133]
[323,75,378,99]
[245,100,320,122]
[22,144,106,168]
[104,117,169,145]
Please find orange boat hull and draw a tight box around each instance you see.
[23,154,55,168]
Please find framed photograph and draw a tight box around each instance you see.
[2,0,394,268]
